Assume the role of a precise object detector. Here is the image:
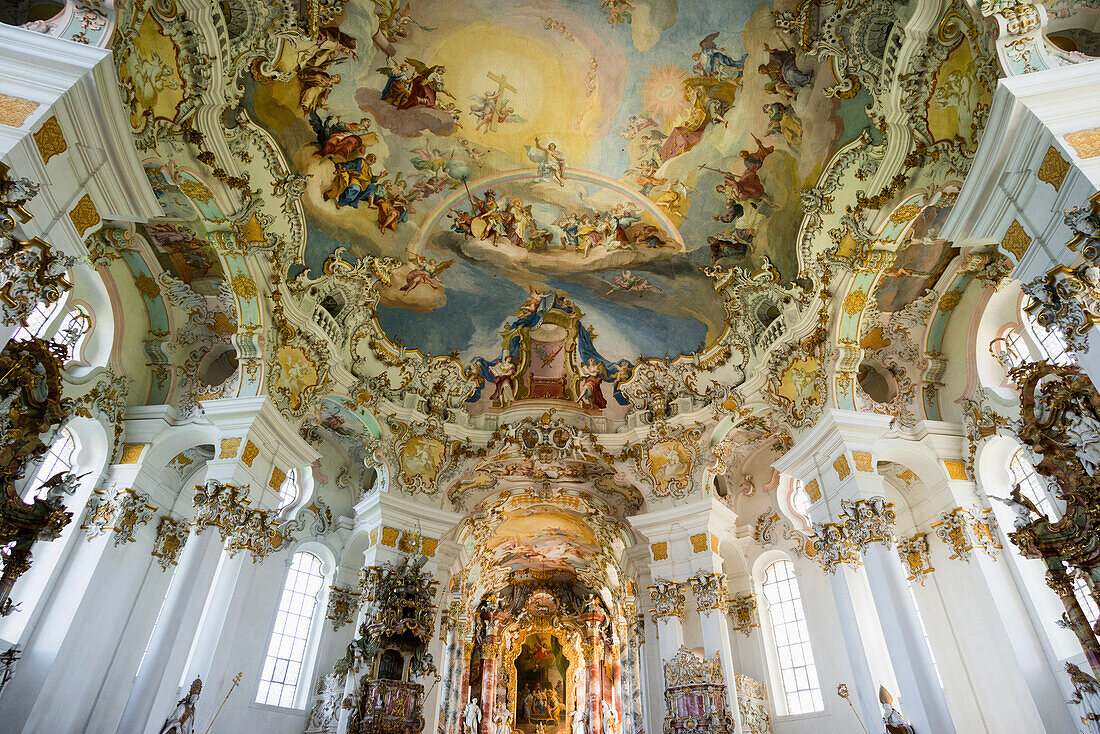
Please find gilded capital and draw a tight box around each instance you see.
[688,570,728,613]
[648,578,686,620]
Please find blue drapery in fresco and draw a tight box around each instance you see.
[465,296,632,405]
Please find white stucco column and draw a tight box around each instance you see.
[691,569,743,734]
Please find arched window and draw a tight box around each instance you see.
[990,327,1028,372]
[276,468,302,514]
[761,559,823,715]
[790,479,812,522]
[256,551,326,708]
[51,307,90,359]
[1023,308,1076,366]
[22,427,76,501]
[12,299,65,342]
[1009,448,1059,518]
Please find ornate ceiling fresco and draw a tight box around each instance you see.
[85,0,1053,595]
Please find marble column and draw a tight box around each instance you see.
[579,610,606,734]
[690,570,743,734]
[479,639,499,734]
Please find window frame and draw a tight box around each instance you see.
[757,555,825,718]
[254,549,331,711]
[20,426,78,502]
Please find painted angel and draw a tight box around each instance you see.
[526,137,566,187]
[399,255,452,293]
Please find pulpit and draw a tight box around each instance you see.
[662,648,735,733]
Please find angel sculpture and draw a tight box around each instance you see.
[993,483,1046,530]
[309,112,378,159]
[526,137,566,187]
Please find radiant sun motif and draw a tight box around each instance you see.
[640,63,691,125]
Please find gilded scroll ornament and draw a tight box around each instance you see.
[689,570,728,613]
[728,593,760,636]
[897,533,934,585]
[648,578,686,620]
[326,585,361,630]
[931,507,1000,562]
[82,487,157,545]
[841,497,897,550]
[0,163,75,328]
[813,522,860,573]
[151,516,190,570]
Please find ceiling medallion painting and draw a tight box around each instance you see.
[248,0,868,373]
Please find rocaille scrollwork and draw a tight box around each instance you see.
[0,162,74,330]
[648,578,686,620]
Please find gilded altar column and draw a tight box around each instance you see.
[579,609,606,734]
[690,570,743,734]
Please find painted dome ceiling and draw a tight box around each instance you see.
[96,0,1002,559]
[246,0,872,368]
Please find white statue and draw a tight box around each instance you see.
[879,686,915,734]
[601,700,618,734]
[464,697,482,734]
[1068,662,1100,734]
[159,677,202,734]
[1067,411,1100,477]
[993,483,1045,530]
[571,702,587,734]
[492,704,512,734]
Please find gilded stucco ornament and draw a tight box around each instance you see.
[623,421,704,500]
[897,533,935,585]
[736,674,773,734]
[728,594,760,636]
[0,163,75,330]
[961,387,1015,474]
[689,570,728,614]
[151,516,190,570]
[82,486,157,545]
[1022,192,1100,354]
[840,497,897,550]
[326,585,361,630]
[931,507,1001,562]
[812,522,861,573]
[648,579,686,621]
[754,512,818,560]
[383,415,465,496]
[192,479,322,562]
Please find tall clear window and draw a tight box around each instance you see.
[256,551,325,708]
[1009,448,1059,519]
[13,299,64,342]
[762,559,823,715]
[23,427,76,502]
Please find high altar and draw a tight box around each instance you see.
[450,572,640,734]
